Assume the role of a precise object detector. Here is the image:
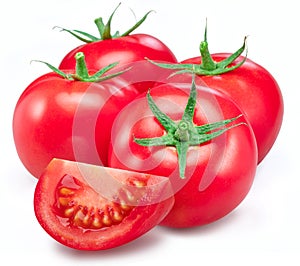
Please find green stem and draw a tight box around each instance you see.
[74,52,89,80]
[199,22,217,71]
[199,41,217,71]
[175,121,191,142]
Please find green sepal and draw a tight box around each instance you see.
[134,134,176,147]
[53,27,99,43]
[176,142,189,178]
[181,78,197,121]
[121,10,154,37]
[146,91,177,133]
[192,120,246,146]
[31,60,73,80]
[195,114,243,134]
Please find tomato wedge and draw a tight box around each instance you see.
[34,159,174,250]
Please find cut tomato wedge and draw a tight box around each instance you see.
[34,159,174,250]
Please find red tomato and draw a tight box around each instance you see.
[179,55,284,163]
[34,158,174,250]
[57,4,177,92]
[13,68,139,178]
[59,34,177,93]
[108,77,257,227]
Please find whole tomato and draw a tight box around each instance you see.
[13,53,139,178]
[148,28,284,164]
[108,75,258,228]
[58,3,177,92]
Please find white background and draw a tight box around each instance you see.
[1,0,299,265]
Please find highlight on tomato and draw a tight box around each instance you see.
[57,3,178,93]
[147,23,284,164]
[34,158,174,250]
[109,75,258,228]
[13,52,139,178]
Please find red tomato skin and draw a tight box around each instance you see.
[160,135,256,227]
[34,159,174,250]
[59,34,178,93]
[13,72,139,178]
[180,54,284,163]
[108,82,258,228]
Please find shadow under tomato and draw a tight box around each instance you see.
[158,209,241,236]
[53,227,165,258]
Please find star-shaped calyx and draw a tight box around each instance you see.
[134,77,246,179]
[146,21,248,76]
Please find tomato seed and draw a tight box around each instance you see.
[130,180,147,187]
[102,214,112,226]
[74,209,85,225]
[125,190,136,202]
[59,187,75,196]
[58,197,70,207]
[64,207,76,217]
[92,217,102,229]
[120,201,131,211]
[112,211,123,222]
[82,215,91,226]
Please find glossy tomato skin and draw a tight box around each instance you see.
[34,159,174,250]
[13,72,139,178]
[180,55,284,164]
[59,34,178,92]
[108,80,257,228]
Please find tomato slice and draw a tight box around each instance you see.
[34,159,174,250]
